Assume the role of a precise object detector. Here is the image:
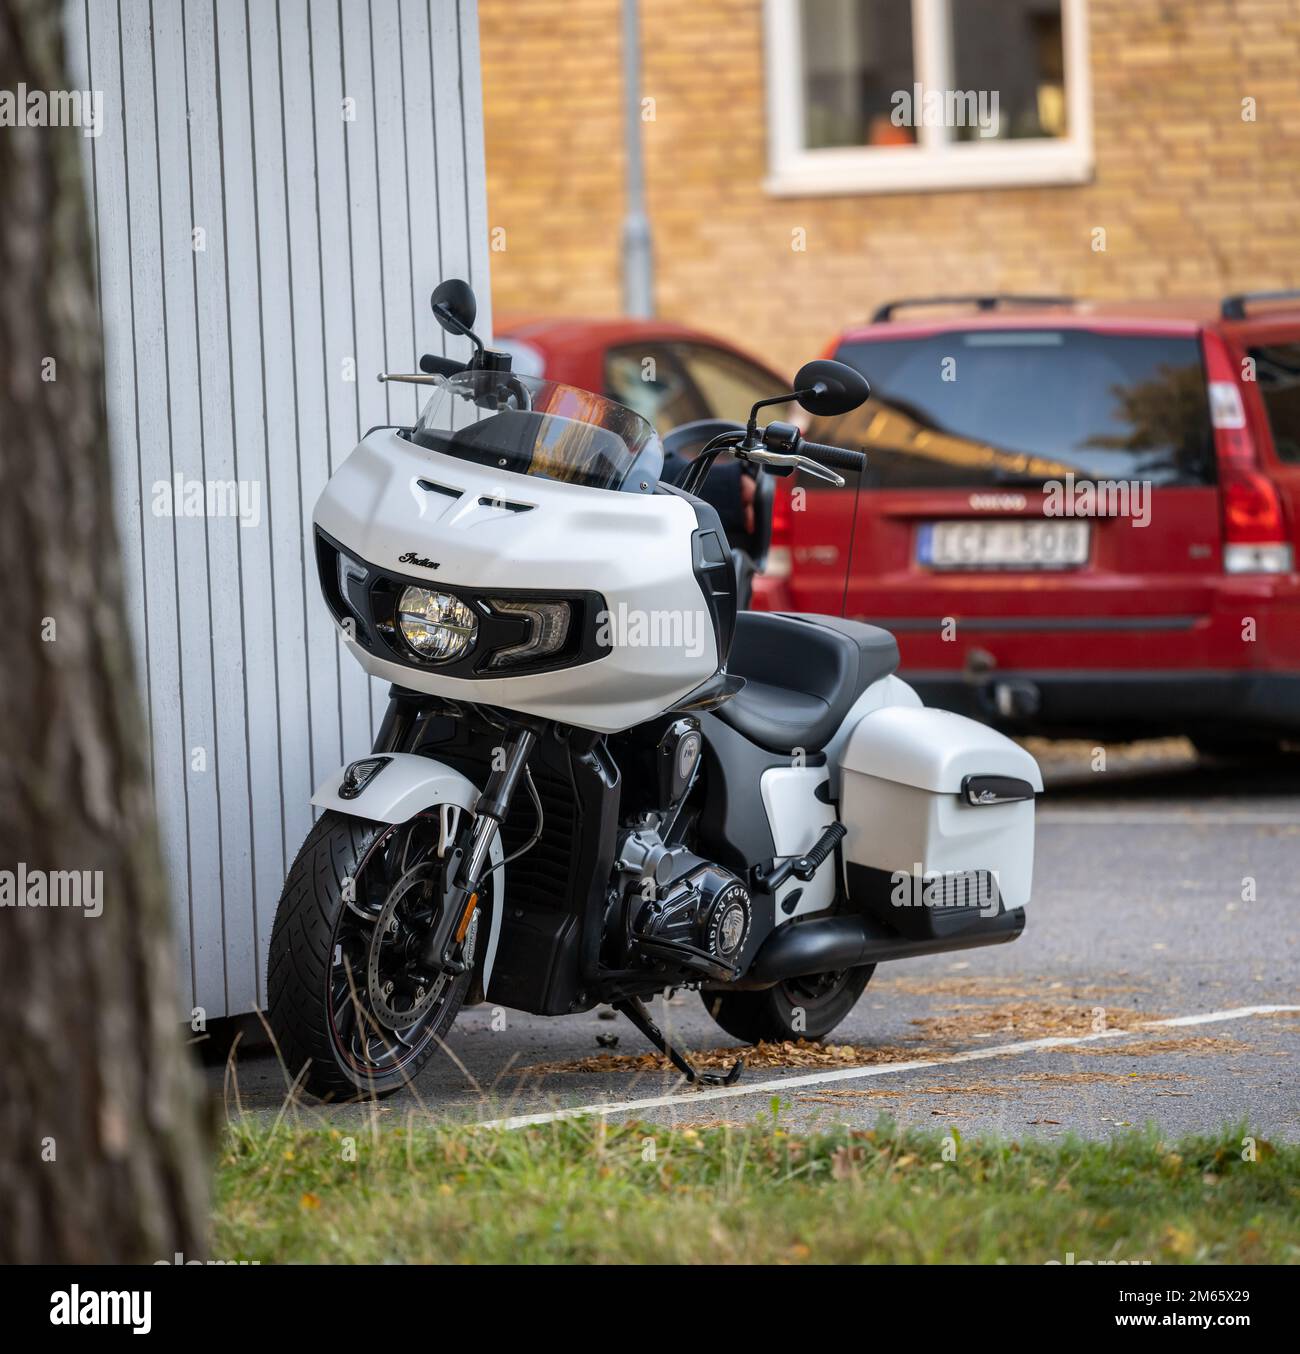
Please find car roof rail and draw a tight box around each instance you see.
[1221,289,1300,320]
[869,294,1075,323]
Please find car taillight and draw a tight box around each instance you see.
[1221,472,1292,573]
[1204,339,1293,575]
[765,483,792,579]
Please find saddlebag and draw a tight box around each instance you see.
[837,705,1042,942]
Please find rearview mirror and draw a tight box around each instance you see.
[431,278,478,338]
[793,359,871,417]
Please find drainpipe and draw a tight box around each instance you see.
[620,0,654,317]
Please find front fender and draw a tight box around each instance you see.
[311,754,505,997]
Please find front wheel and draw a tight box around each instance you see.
[702,965,875,1044]
[267,809,479,1100]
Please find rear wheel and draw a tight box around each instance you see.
[267,809,479,1100]
[702,966,874,1044]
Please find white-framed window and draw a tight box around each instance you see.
[763,0,1093,196]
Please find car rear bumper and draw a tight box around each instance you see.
[903,669,1300,738]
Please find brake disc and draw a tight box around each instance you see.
[365,863,477,1030]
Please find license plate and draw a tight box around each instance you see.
[917,520,1090,570]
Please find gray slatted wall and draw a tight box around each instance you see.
[62,0,491,1018]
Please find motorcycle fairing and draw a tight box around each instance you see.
[314,428,719,731]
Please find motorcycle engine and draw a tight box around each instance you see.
[616,828,752,980]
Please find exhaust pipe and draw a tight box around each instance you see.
[744,907,1025,987]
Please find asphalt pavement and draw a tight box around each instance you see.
[211,740,1299,1141]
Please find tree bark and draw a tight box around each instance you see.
[0,0,209,1262]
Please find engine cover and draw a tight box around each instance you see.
[631,860,752,979]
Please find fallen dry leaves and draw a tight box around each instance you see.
[877,974,1138,1000]
[791,1069,1192,1113]
[506,986,1288,1083]
[521,1038,923,1077]
[1015,1070,1190,1086]
[1019,736,1193,768]
[904,1000,1156,1045]
[1049,1034,1242,1058]
[518,999,1173,1078]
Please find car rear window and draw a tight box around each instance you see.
[823,331,1215,489]
[1250,343,1300,464]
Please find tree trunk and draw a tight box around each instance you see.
[0,0,209,1262]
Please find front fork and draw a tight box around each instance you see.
[417,722,537,974]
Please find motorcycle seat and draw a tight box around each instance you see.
[713,612,900,754]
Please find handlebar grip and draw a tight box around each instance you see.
[800,440,867,473]
[419,353,469,377]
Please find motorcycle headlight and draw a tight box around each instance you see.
[397,587,479,662]
[484,598,572,670]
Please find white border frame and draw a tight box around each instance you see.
[763,0,1093,196]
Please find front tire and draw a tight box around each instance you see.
[702,966,875,1044]
[267,810,475,1100]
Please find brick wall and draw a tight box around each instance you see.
[481,0,1300,375]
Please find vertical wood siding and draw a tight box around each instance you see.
[63,0,491,1018]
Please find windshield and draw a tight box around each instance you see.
[409,371,663,493]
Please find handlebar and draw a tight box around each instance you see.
[799,440,866,474]
[678,426,866,494]
[419,353,469,378]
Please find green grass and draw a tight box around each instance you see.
[213,1106,1300,1264]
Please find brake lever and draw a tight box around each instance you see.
[739,447,845,488]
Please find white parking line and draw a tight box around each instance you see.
[1039,811,1299,826]
[474,1004,1300,1132]
[1152,1005,1299,1027]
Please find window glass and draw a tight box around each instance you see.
[1251,343,1300,464]
[605,345,708,435]
[820,331,1215,488]
[670,342,788,422]
[950,0,1066,142]
[778,0,1086,191]
[799,0,915,149]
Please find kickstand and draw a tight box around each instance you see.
[614,996,744,1087]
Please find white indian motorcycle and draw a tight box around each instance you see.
[268,280,1042,1098]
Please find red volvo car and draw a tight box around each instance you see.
[492,317,787,434]
[755,293,1300,753]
